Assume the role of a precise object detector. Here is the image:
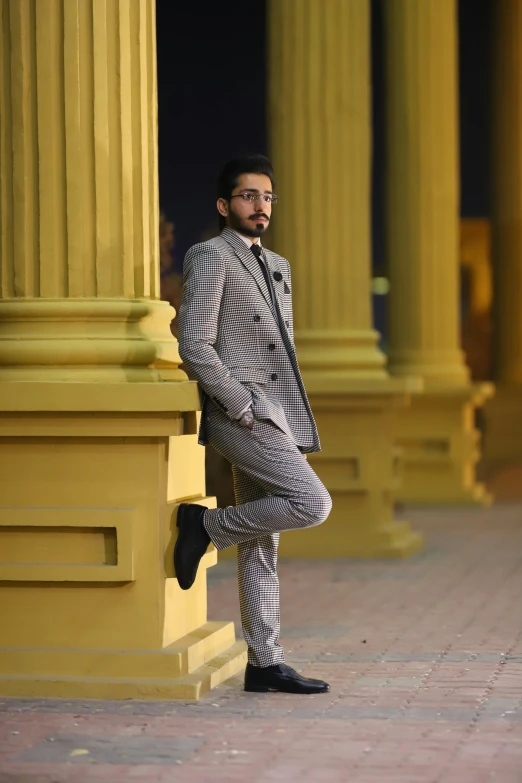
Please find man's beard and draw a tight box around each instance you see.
[228,209,269,238]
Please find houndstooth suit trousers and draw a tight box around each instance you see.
[203,399,332,667]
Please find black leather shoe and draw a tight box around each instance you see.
[244,663,330,694]
[174,504,211,590]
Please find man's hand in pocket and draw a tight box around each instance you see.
[238,408,254,430]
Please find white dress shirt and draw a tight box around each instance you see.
[232,230,262,250]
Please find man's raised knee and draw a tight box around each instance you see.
[314,491,332,525]
[295,489,332,528]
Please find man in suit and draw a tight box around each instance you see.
[176,154,332,694]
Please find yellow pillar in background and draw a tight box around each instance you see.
[483,0,522,474]
[0,0,245,699]
[383,0,494,505]
[267,0,423,558]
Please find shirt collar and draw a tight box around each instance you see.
[230,229,262,250]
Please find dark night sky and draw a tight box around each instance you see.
[156,0,491,271]
[458,0,492,217]
[156,1,267,268]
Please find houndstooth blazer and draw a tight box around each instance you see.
[178,227,320,453]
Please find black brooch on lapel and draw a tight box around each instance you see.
[273,271,283,282]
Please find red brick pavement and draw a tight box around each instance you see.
[1,505,521,782]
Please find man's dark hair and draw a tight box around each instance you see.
[216,154,275,229]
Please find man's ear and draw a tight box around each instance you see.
[217,198,228,220]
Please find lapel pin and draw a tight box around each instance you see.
[273,271,283,282]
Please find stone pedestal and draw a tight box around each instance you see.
[0,0,245,700]
[396,385,494,506]
[278,383,422,558]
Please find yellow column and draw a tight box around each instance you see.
[383,0,494,504]
[0,0,245,700]
[267,0,423,558]
[483,0,522,474]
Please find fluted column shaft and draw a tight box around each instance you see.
[1,0,159,299]
[269,0,386,380]
[384,0,469,387]
[0,0,180,380]
[492,0,522,384]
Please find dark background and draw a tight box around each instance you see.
[156,0,492,272]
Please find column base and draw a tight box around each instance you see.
[0,382,245,701]
[0,299,186,382]
[218,378,424,560]
[395,383,495,505]
[280,381,424,558]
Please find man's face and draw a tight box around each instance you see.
[217,173,273,239]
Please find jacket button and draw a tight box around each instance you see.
[254,315,261,322]
[268,343,275,351]
[285,320,289,327]
[271,373,278,381]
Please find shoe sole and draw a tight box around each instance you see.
[244,685,330,694]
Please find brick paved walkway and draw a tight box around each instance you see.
[1,505,521,782]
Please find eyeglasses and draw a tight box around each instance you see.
[230,193,279,204]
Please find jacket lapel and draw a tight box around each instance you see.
[264,252,286,316]
[221,228,274,312]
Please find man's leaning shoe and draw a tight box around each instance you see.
[174,504,211,590]
[244,663,330,694]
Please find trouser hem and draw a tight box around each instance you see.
[247,651,286,667]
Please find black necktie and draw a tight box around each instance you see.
[250,243,271,293]
[250,243,288,335]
